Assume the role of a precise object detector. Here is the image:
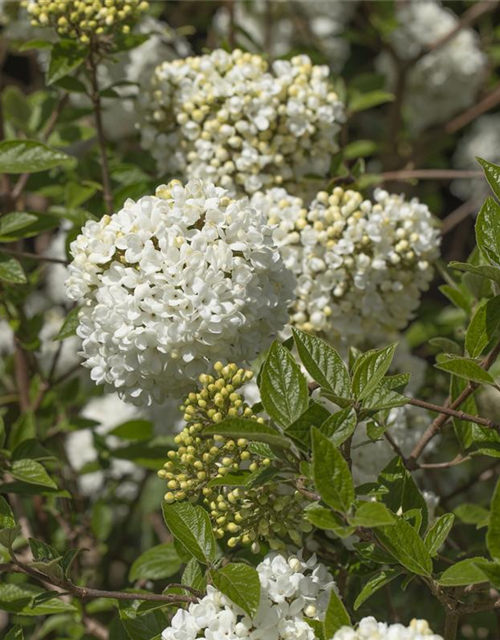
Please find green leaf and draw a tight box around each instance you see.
[375,518,433,577]
[361,380,407,412]
[349,90,394,112]
[110,420,153,441]
[473,558,500,588]
[18,39,53,52]
[477,157,500,202]
[119,599,169,640]
[292,328,351,401]
[424,514,455,557]
[0,496,15,529]
[162,501,216,565]
[304,503,356,537]
[378,457,428,532]
[438,557,489,586]
[435,356,496,386]
[10,459,57,489]
[350,501,396,527]
[312,427,355,513]
[439,284,472,313]
[129,543,182,582]
[29,538,60,562]
[0,583,76,615]
[53,306,80,341]
[466,296,500,358]
[320,407,357,447]
[91,501,113,541]
[476,197,500,267]
[487,476,500,561]
[47,40,87,85]
[429,337,462,355]
[211,563,260,618]
[0,212,37,237]
[260,341,308,427]
[353,568,403,610]
[0,139,73,174]
[352,343,398,400]
[284,401,330,450]
[450,261,500,286]
[0,525,21,548]
[343,139,378,160]
[182,558,207,592]
[5,624,24,640]
[203,417,292,450]
[0,252,26,284]
[454,503,489,528]
[323,590,351,638]
[0,212,60,242]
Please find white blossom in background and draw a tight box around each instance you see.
[251,186,440,348]
[379,0,486,133]
[162,552,337,640]
[66,179,296,406]
[140,49,345,197]
[452,114,500,204]
[213,0,355,72]
[330,617,443,640]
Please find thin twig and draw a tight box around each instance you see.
[446,84,500,135]
[407,397,500,431]
[0,247,69,265]
[86,48,113,215]
[444,460,500,501]
[419,455,471,470]
[379,169,482,183]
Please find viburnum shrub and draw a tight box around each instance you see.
[1,2,500,640]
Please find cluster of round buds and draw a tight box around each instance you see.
[158,363,309,550]
[250,186,440,347]
[140,48,345,197]
[23,0,150,44]
[331,617,443,640]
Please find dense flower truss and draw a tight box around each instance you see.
[162,552,337,640]
[65,180,295,405]
[380,0,486,133]
[23,0,149,43]
[452,114,500,204]
[331,617,443,640]
[140,49,346,197]
[251,186,440,347]
[159,364,309,550]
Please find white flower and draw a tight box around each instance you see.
[452,114,500,204]
[65,179,296,405]
[251,186,440,348]
[162,552,337,640]
[140,49,345,197]
[330,616,443,640]
[378,0,486,133]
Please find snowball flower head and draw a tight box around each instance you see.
[162,551,337,640]
[140,48,345,197]
[65,179,295,405]
[380,0,486,133]
[330,616,443,640]
[251,186,440,347]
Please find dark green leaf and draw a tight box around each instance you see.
[10,459,57,488]
[424,514,455,557]
[350,501,396,527]
[477,157,500,202]
[0,212,37,237]
[0,497,15,529]
[0,139,73,174]
[450,261,500,286]
[162,502,216,565]
[211,563,260,618]
[203,417,292,450]
[129,543,182,582]
[182,558,207,592]
[0,252,26,284]
[376,518,433,577]
[487,476,500,561]
[320,407,357,446]
[292,328,351,401]
[349,90,394,112]
[304,503,356,537]
[5,624,24,640]
[312,427,355,513]
[466,296,500,358]
[323,590,351,638]
[476,197,500,267]
[47,40,87,85]
[53,306,80,341]
[378,457,428,532]
[260,341,308,427]
[353,569,403,610]
[454,503,489,528]
[110,420,153,441]
[352,343,398,400]
[285,401,330,450]
[435,356,495,386]
[438,557,488,586]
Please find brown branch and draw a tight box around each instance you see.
[87,48,113,215]
[407,397,500,431]
[0,247,69,265]
[407,339,500,467]
[295,477,320,502]
[83,616,109,640]
[445,84,500,135]
[379,169,482,183]
[419,455,471,470]
[443,609,460,640]
[13,343,31,412]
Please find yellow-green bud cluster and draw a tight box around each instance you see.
[23,0,149,44]
[158,362,309,550]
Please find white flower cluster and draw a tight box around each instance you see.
[331,617,443,640]
[140,49,345,197]
[452,114,500,204]
[380,0,486,133]
[250,186,440,347]
[162,552,337,640]
[65,179,295,405]
[214,0,355,72]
